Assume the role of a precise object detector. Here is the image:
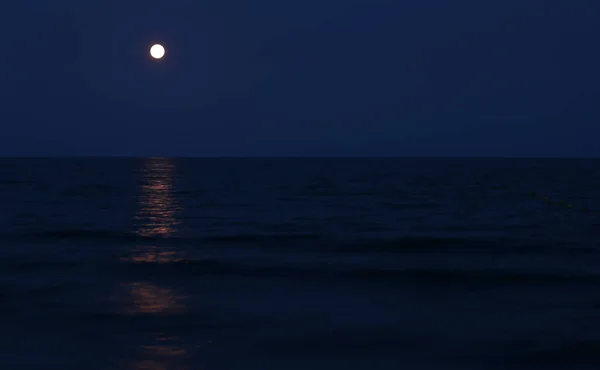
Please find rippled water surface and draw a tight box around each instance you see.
[1,158,600,369]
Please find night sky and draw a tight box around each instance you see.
[2,0,599,157]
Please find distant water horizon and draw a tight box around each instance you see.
[2,156,600,158]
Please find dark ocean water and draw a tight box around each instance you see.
[2,158,600,370]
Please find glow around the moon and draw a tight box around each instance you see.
[150,44,165,59]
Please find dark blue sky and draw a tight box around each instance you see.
[1,0,599,156]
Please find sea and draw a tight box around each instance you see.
[1,158,600,370]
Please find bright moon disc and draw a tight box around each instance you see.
[150,44,165,59]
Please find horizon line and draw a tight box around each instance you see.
[0,156,598,160]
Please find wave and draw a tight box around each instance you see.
[10,229,324,245]
[335,236,493,253]
[15,229,160,243]
[7,229,597,256]
[120,258,600,285]
[10,229,465,248]
[4,228,598,285]
[4,229,515,257]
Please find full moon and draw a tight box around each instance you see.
[150,44,165,59]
